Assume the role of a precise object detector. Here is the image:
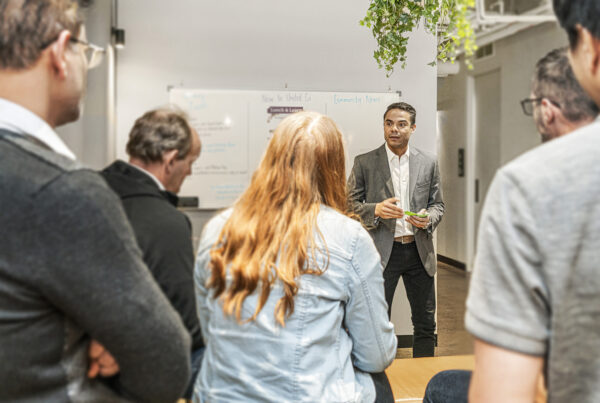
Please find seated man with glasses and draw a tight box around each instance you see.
[520,47,598,143]
[0,1,191,401]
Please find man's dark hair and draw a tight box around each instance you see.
[533,47,599,122]
[384,102,417,125]
[553,0,600,49]
[126,107,194,164]
[0,0,91,70]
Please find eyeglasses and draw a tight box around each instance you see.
[39,34,105,70]
[520,97,561,116]
[69,37,105,70]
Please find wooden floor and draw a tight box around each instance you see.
[396,263,473,359]
[388,265,547,402]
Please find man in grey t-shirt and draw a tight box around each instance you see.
[461,1,600,402]
[424,4,600,402]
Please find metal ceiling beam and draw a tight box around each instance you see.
[474,0,555,25]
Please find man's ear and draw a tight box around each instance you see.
[410,124,417,133]
[48,30,72,80]
[540,99,557,126]
[162,149,179,172]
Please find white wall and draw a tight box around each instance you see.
[436,21,568,264]
[115,0,437,231]
[115,0,437,158]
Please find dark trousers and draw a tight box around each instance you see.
[384,241,436,357]
[423,370,471,403]
[371,371,394,403]
[183,347,206,399]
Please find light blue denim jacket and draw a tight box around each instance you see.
[193,206,397,403]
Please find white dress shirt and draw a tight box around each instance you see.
[385,143,413,237]
[0,98,76,160]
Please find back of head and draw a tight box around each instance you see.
[0,0,86,70]
[256,111,348,211]
[533,47,599,122]
[126,107,193,164]
[208,111,349,327]
[553,0,600,48]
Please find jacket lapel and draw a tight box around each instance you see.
[409,147,421,206]
[375,144,394,198]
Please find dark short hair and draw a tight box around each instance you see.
[532,47,599,122]
[384,102,417,125]
[0,0,90,70]
[553,0,600,49]
[126,107,194,164]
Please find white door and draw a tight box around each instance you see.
[467,69,502,269]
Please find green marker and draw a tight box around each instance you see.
[405,211,429,218]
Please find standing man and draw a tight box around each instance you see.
[0,1,190,401]
[101,107,203,398]
[348,102,444,357]
[423,45,599,403]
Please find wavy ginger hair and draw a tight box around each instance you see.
[208,111,351,326]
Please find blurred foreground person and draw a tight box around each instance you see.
[425,2,600,403]
[0,1,190,401]
[194,111,397,402]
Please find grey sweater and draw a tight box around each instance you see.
[0,130,191,402]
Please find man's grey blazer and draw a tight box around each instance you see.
[348,144,444,276]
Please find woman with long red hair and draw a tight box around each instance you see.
[193,111,397,402]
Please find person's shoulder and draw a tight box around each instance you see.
[0,132,88,192]
[411,146,437,164]
[199,208,233,246]
[39,169,123,219]
[209,208,233,226]
[500,120,600,186]
[0,132,118,202]
[317,206,367,250]
[101,160,165,199]
[355,144,385,161]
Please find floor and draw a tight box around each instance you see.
[396,262,473,359]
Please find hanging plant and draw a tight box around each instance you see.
[360,0,477,75]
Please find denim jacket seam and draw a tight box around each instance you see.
[349,228,387,368]
[292,279,310,399]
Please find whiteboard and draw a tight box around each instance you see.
[170,89,400,208]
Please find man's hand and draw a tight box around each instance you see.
[88,340,120,378]
[406,208,430,229]
[375,197,404,219]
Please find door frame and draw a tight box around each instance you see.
[465,76,477,271]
